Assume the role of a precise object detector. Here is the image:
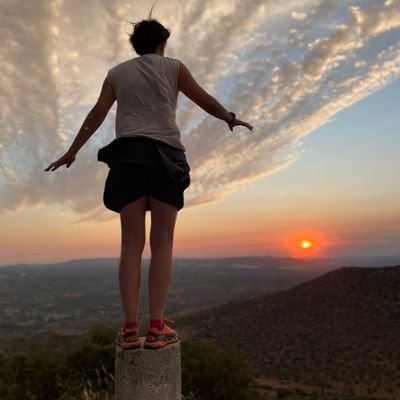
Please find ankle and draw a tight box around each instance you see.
[123,320,138,330]
[150,319,164,330]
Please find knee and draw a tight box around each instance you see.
[149,232,174,251]
[121,237,146,252]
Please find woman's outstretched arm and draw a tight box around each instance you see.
[44,78,116,172]
[178,61,253,132]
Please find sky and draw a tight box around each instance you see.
[0,0,399,265]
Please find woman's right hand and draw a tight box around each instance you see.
[228,118,253,132]
[44,150,76,171]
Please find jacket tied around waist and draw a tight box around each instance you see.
[97,136,191,190]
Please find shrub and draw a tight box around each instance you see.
[181,339,259,400]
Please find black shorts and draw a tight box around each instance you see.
[101,137,189,213]
[103,163,186,212]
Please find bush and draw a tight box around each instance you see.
[0,324,115,400]
[0,350,66,400]
[0,325,260,400]
[181,339,259,400]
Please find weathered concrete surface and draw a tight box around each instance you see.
[115,336,181,400]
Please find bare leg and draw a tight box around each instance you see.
[148,196,178,321]
[118,195,147,322]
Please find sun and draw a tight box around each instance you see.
[299,239,313,249]
[281,231,325,258]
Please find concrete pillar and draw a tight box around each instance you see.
[115,336,182,400]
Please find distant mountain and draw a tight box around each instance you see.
[2,254,400,269]
[177,265,400,397]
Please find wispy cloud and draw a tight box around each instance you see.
[0,0,399,222]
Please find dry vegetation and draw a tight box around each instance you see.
[177,266,400,399]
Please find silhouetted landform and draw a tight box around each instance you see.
[1,259,399,399]
[177,265,400,398]
[0,256,336,338]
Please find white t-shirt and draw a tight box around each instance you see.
[106,54,185,151]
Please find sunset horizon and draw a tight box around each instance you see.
[1,0,399,266]
[1,2,400,397]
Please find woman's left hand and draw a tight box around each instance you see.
[44,151,76,171]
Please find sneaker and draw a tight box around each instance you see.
[143,318,179,349]
[115,327,141,350]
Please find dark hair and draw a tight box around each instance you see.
[129,18,170,56]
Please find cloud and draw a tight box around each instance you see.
[0,0,399,222]
[291,11,307,21]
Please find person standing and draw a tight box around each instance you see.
[44,17,253,350]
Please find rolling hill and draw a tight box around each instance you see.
[177,265,400,398]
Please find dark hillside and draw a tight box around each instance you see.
[177,266,400,397]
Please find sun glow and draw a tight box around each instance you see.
[300,240,313,249]
[280,230,327,258]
